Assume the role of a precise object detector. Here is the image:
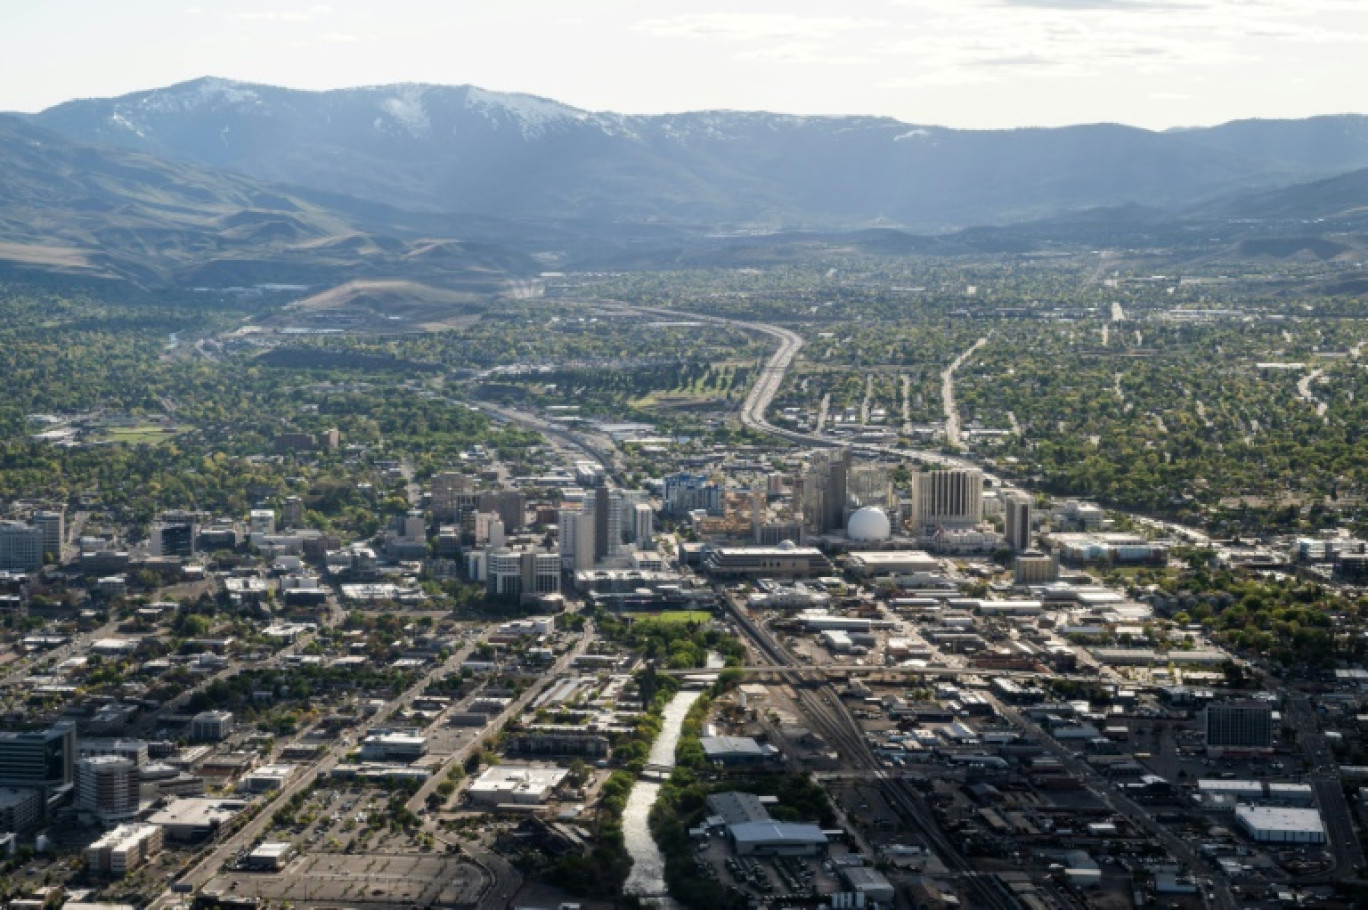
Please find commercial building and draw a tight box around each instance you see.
[189,711,234,743]
[431,471,477,521]
[359,733,427,763]
[1235,805,1326,844]
[246,841,294,871]
[78,739,149,767]
[701,544,833,579]
[84,824,163,874]
[147,797,244,842]
[1050,533,1168,566]
[911,468,983,532]
[241,764,295,793]
[0,788,42,833]
[0,726,75,792]
[1204,700,1274,753]
[467,765,568,807]
[1014,550,1059,585]
[558,508,596,571]
[32,511,63,561]
[77,756,140,825]
[487,548,560,602]
[663,473,724,517]
[1003,492,1034,552]
[0,522,42,571]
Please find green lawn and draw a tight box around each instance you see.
[624,610,713,625]
[99,425,183,445]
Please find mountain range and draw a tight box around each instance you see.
[4,77,1368,290]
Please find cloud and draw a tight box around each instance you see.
[736,43,874,66]
[237,4,332,23]
[634,13,886,43]
[319,32,360,44]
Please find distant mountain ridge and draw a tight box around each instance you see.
[0,113,539,288]
[28,77,1368,231]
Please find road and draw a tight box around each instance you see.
[991,697,1237,910]
[655,663,1105,682]
[400,620,595,909]
[940,336,988,450]
[1286,695,1365,883]
[148,639,487,910]
[724,594,1019,910]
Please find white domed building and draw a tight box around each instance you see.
[846,506,892,542]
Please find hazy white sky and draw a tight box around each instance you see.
[3,0,1366,129]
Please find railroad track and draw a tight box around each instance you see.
[724,596,1020,910]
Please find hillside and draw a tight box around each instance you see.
[32,78,1368,231]
[0,114,538,289]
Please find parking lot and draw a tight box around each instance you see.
[206,852,486,908]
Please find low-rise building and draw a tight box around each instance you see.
[359,733,427,763]
[1235,805,1326,844]
[189,711,234,742]
[147,798,245,842]
[467,765,568,807]
[84,824,162,874]
[246,841,294,871]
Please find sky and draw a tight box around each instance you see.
[2,0,1366,129]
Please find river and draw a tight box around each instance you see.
[622,688,703,906]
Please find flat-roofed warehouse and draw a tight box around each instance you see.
[1235,805,1326,844]
[467,764,568,806]
[146,797,245,842]
[700,736,776,765]
[706,791,771,825]
[729,821,829,856]
[845,550,939,576]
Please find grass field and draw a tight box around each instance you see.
[624,610,714,625]
[98,425,182,445]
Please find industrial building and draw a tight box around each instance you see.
[706,791,829,856]
[699,736,778,765]
[729,821,829,857]
[1235,805,1326,844]
[840,867,895,902]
